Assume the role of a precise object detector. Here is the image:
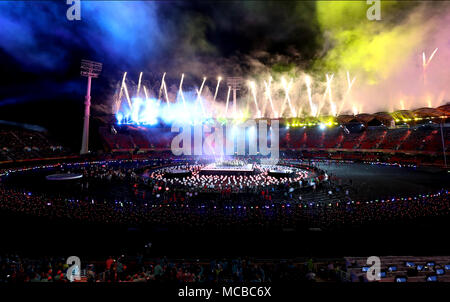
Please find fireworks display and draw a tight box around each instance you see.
[113,49,444,126]
[1,1,450,129]
[104,1,450,127]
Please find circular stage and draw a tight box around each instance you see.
[150,162,317,193]
[45,173,83,181]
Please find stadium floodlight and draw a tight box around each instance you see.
[227,77,242,116]
[80,59,102,155]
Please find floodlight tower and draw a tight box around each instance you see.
[80,59,102,155]
[227,77,242,116]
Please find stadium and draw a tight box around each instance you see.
[1,1,450,289]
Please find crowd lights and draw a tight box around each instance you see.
[286,121,339,128]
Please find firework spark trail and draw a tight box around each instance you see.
[179,73,187,110]
[295,79,305,117]
[162,81,170,106]
[347,71,356,91]
[158,72,168,106]
[249,81,261,117]
[316,86,328,117]
[422,48,438,87]
[143,85,149,100]
[423,48,439,66]
[316,73,334,117]
[213,76,222,103]
[263,77,277,118]
[196,77,207,115]
[281,77,297,117]
[327,74,336,116]
[225,85,231,117]
[304,75,317,117]
[429,48,438,63]
[280,88,288,117]
[287,78,296,117]
[123,83,132,110]
[277,78,292,117]
[261,80,267,117]
[427,96,433,108]
[137,72,143,97]
[267,77,276,117]
[115,72,128,113]
[261,90,268,117]
[337,71,356,115]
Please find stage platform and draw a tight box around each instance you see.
[164,169,192,178]
[46,173,83,181]
[200,163,255,176]
[268,169,293,177]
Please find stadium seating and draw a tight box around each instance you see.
[377,128,409,150]
[345,256,450,282]
[340,132,364,149]
[323,128,343,148]
[99,124,449,167]
[0,128,69,161]
[359,129,386,149]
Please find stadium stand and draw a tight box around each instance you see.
[359,128,386,149]
[377,128,409,150]
[345,256,450,282]
[2,252,450,282]
[0,254,348,283]
[99,122,448,168]
[0,126,69,162]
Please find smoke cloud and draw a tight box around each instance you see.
[1,1,449,116]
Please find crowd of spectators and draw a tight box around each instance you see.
[0,254,346,283]
[1,157,449,284]
[0,128,68,162]
[0,158,448,231]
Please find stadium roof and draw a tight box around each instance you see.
[413,107,444,118]
[373,112,394,123]
[436,103,450,115]
[336,115,355,124]
[355,113,375,123]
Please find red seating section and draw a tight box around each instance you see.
[100,125,449,156]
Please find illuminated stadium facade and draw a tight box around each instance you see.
[106,71,449,169]
[99,103,450,167]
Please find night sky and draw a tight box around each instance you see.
[0,1,323,147]
[0,1,448,149]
